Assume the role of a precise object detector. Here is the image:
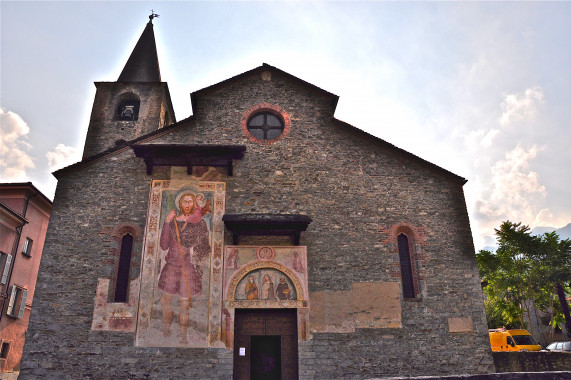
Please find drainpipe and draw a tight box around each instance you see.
[0,187,37,321]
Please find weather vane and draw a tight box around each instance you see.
[149,10,160,23]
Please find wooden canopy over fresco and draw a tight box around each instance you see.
[132,144,246,175]
[223,214,312,245]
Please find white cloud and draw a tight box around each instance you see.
[46,144,81,171]
[473,144,554,247]
[499,87,544,127]
[0,109,35,181]
[487,144,546,219]
[532,209,567,229]
[465,128,501,149]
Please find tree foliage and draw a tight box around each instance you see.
[477,221,571,341]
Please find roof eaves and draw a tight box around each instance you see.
[53,115,195,179]
[334,118,467,185]
[0,201,29,225]
[0,182,53,205]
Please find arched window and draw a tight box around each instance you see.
[397,233,415,299]
[115,94,140,121]
[114,234,133,302]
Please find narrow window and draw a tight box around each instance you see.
[114,234,133,302]
[397,233,415,298]
[1,252,12,285]
[22,237,33,257]
[6,285,27,319]
[0,341,9,371]
[0,341,9,359]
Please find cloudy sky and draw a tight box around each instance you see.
[1,1,570,249]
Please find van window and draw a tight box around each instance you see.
[506,336,515,346]
[512,335,538,346]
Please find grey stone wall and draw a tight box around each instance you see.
[82,82,174,159]
[493,352,571,373]
[21,67,494,378]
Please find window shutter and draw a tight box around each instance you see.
[22,238,33,257]
[1,255,11,284]
[6,285,16,316]
[18,289,28,318]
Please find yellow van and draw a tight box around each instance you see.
[488,328,542,352]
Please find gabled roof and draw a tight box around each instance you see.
[190,63,339,113]
[56,64,465,184]
[117,19,161,82]
[53,116,195,179]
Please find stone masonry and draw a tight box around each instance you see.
[21,64,495,378]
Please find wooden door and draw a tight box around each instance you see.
[233,309,298,380]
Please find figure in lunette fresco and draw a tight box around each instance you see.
[158,192,210,343]
[261,274,275,300]
[277,276,291,300]
[245,275,258,300]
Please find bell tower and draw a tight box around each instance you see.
[82,13,175,160]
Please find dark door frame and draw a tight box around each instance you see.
[233,308,298,380]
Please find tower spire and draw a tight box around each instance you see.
[117,13,161,82]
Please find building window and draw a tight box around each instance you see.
[22,237,33,257]
[247,112,285,140]
[114,234,133,302]
[0,252,12,285]
[0,341,10,371]
[397,233,415,299]
[241,103,291,144]
[0,341,9,359]
[6,285,27,319]
[115,94,140,121]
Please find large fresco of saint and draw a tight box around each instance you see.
[136,180,226,348]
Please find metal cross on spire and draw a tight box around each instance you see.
[149,10,160,23]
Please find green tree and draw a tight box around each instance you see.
[477,221,571,340]
[532,231,571,339]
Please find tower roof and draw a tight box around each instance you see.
[117,17,161,82]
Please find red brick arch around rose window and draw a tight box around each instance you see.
[240,103,291,145]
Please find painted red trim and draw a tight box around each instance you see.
[240,103,291,145]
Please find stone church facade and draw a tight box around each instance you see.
[21,17,494,379]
